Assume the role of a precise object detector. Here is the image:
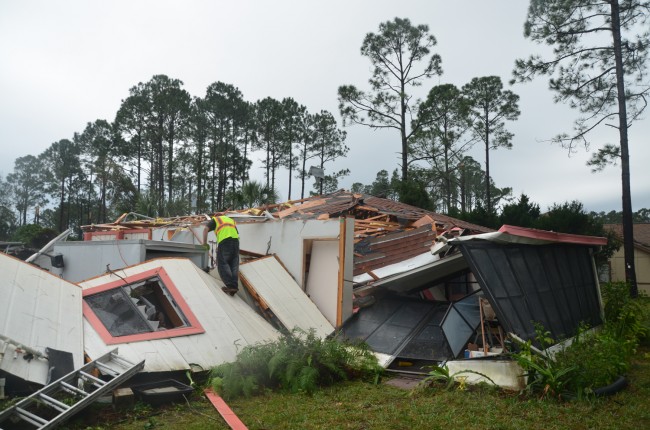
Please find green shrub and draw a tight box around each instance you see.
[511,324,577,400]
[209,329,382,400]
[553,325,632,394]
[601,281,649,344]
[512,282,649,400]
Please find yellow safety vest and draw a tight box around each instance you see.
[213,215,239,243]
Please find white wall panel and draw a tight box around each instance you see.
[240,255,334,338]
[0,253,84,385]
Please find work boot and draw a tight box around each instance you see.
[222,287,238,296]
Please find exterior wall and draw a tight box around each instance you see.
[609,246,650,295]
[236,218,354,326]
[239,255,335,338]
[235,219,342,288]
[33,240,206,283]
[53,241,145,282]
[306,240,340,327]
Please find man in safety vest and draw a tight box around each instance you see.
[202,213,240,296]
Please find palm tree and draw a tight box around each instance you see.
[240,180,278,209]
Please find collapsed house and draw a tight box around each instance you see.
[1,190,608,401]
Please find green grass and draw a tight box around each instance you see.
[59,345,650,430]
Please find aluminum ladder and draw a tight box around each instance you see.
[0,349,144,429]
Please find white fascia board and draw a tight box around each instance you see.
[354,252,441,284]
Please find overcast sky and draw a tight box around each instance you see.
[1,0,648,213]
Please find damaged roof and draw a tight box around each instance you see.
[80,258,281,373]
[80,189,490,239]
[263,190,491,234]
[77,190,493,292]
[254,190,491,283]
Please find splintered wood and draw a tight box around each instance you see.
[81,213,209,232]
[353,216,402,241]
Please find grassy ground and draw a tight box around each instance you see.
[57,345,650,430]
[3,296,647,430]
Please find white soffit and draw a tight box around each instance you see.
[0,253,84,385]
[240,255,335,338]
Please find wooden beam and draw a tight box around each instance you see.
[204,388,248,430]
[337,217,346,328]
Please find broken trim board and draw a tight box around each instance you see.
[240,255,335,338]
[204,388,248,430]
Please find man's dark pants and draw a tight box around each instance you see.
[217,238,239,290]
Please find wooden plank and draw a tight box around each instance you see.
[337,218,346,327]
[275,199,326,218]
[204,388,248,430]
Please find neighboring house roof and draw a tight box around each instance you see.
[604,223,650,252]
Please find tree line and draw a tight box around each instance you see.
[339,3,649,298]
[0,76,350,236]
[0,20,518,241]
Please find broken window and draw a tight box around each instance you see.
[441,290,482,358]
[83,267,204,344]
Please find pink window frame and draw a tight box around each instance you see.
[82,267,205,345]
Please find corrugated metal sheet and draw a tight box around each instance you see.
[239,255,335,338]
[0,253,84,385]
[340,297,451,363]
[80,258,281,373]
